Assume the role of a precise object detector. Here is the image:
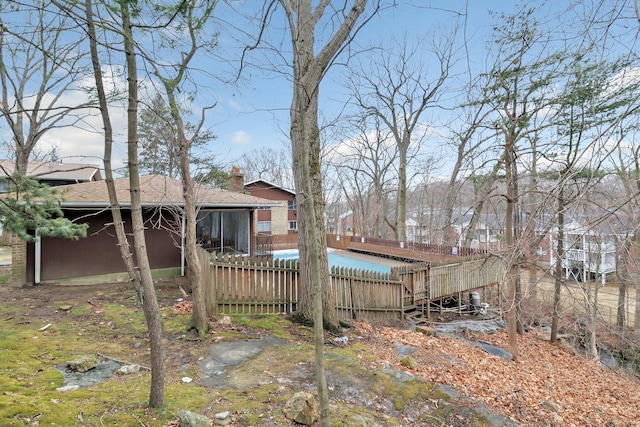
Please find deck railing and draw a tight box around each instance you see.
[198,245,504,321]
[349,235,486,256]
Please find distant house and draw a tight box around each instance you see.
[552,212,628,284]
[243,177,297,236]
[0,160,102,244]
[13,175,277,284]
[0,160,101,191]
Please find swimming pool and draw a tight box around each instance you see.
[273,249,392,274]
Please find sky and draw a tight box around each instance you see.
[1,1,635,178]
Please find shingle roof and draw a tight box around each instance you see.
[57,174,277,208]
[244,179,296,195]
[0,160,101,181]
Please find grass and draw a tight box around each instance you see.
[0,285,474,427]
[0,289,217,426]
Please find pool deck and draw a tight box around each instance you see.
[347,242,458,263]
[332,248,412,268]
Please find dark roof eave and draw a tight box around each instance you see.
[59,201,279,209]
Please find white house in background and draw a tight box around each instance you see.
[552,215,620,285]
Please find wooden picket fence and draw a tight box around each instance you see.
[198,247,504,321]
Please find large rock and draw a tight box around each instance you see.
[283,391,318,425]
[178,410,211,427]
[67,356,99,373]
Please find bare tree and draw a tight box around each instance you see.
[276,1,378,424]
[609,125,640,339]
[235,145,293,188]
[143,0,219,337]
[73,0,165,407]
[327,114,396,238]
[483,4,569,359]
[441,73,496,247]
[347,34,453,241]
[0,2,93,173]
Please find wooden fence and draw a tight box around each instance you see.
[198,247,504,321]
[350,236,487,257]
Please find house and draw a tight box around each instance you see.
[551,212,628,284]
[0,160,101,191]
[12,174,277,284]
[243,176,297,235]
[0,160,102,244]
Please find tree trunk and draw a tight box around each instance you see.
[396,137,408,242]
[281,2,370,424]
[155,35,209,335]
[85,0,163,408]
[121,4,164,408]
[290,74,339,333]
[589,284,600,361]
[633,236,640,340]
[550,187,565,344]
[617,282,626,332]
[504,138,519,361]
[181,142,206,335]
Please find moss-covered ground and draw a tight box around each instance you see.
[0,279,499,426]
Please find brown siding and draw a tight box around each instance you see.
[245,182,294,202]
[27,209,181,282]
[245,181,296,237]
[257,210,271,221]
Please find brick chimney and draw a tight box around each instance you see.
[228,167,244,193]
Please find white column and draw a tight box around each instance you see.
[34,235,41,284]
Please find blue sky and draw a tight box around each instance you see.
[3,1,632,176]
[196,1,586,170]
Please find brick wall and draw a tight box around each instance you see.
[271,202,289,235]
[11,234,26,285]
[228,168,244,193]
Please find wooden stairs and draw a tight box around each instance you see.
[403,304,429,325]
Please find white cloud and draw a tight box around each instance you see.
[228,98,242,111]
[232,130,252,146]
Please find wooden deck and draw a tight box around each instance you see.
[347,242,459,263]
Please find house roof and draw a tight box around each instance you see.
[57,174,278,209]
[244,179,296,196]
[0,160,101,182]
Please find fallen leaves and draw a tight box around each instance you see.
[171,300,192,314]
[355,322,639,426]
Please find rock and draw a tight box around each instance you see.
[133,342,142,348]
[218,315,232,325]
[333,336,348,345]
[116,364,140,375]
[343,414,369,426]
[67,356,99,373]
[214,411,232,426]
[541,400,559,413]
[395,343,418,359]
[478,340,512,361]
[283,391,318,425]
[56,385,79,392]
[58,304,72,312]
[557,339,577,356]
[178,409,211,427]
[399,355,416,369]
[416,326,436,336]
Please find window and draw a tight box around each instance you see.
[257,221,271,232]
[537,246,547,256]
[287,200,297,211]
[288,220,297,231]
